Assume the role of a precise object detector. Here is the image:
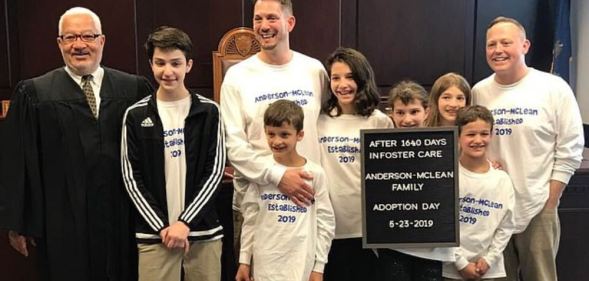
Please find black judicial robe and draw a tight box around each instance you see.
[0,67,152,281]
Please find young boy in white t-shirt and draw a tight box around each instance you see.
[122,26,225,281]
[236,100,335,281]
[442,105,516,280]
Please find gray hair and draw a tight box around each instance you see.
[58,7,102,35]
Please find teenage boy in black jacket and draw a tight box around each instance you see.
[121,26,225,281]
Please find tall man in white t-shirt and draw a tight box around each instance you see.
[220,0,328,256]
[472,16,584,281]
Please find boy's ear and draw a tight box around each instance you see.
[297,130,304,141]
[424,107,430,120]
[186,59,194,73]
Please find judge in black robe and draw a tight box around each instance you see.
[0,7,151,281]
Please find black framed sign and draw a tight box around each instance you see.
[361,127,459,248]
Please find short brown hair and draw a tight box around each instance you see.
[264,99,304,131]
[253,0,293,15]
[145,26,192,60]
[487,16,527,39]
[388,80,428,109]
[456,105,494,134]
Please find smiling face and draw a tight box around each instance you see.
[57,13,104,76]
[265,121,303,159]
[437,86,467,126]
[486,22,530,84]
[253,0,295,54]
[391,99,428,128]
[151,47,193,98]
[330,61,358,114]
[459,118,492,161]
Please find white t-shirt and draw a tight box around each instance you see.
[442,162,516,279]
[473,68,584,232]
[239,160,335,281]
[157,95,191,224]
[318,109,393,238]
[220,52,328,210]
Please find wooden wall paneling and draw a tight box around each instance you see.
[14,0,138,80]
[472,0,549,83]
[242,0,253,29]
[135,0,244,99]
[0,1,8,94]
[357,0,475,90]
[134,0,156,80]
[15,0,64,79]
[97,0,139,74]
[462,0,476,83]
[557,166,589,281]
[340,0,358,48]
[239,0,342,69]
[1,3,8,101]
[0,0,18,100]
[557,210,589,281]
[289,0,341,64]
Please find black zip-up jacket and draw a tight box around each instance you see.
[121,91,225,243]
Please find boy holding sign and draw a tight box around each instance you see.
[379,80,454,281]
[442,105,516,280]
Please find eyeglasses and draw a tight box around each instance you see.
[58,33,102,43]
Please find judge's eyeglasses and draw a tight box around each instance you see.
[58,33,102,43]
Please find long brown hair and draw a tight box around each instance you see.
[424,73,471,127]
[322,47,380,117]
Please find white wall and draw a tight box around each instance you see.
[571,0,589,124]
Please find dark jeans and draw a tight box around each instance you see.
[377,249,442,281]
[324,238,379,281]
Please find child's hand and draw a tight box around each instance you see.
[309,271,323,281]
[163,221,190,250]
[475,258,490,276]
[458,262,481,280]
[159,226,169,242]
[236,264,252,281]
[491,160,503,170]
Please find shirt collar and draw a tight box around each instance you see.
[64,66,105,87]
